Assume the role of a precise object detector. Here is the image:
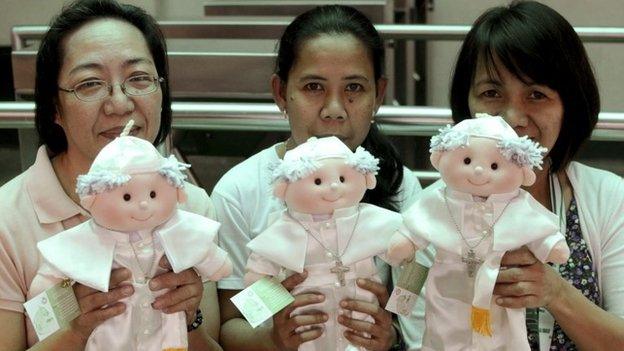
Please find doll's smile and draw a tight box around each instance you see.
[132,214,153,221]
[468,179,489,186]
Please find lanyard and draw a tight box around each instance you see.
[537,173,567,351]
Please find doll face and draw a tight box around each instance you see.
[89,173,178,232]
[437,137,524,197]
[283,158,368,215]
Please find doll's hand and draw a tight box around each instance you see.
[494,246,566,309]
[338,278,396,351]
[71,268,134,342]
[150,256,203,325]
[271,271,327,351]
[386,233,416,266]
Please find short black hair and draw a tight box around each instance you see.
[449,0,600,172]
[275,4,384,83]
[275,5,404,212]
[35,0,171,155]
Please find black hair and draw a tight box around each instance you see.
[276,5,404,211]
[449,0,600,173]
[35,0,171,155]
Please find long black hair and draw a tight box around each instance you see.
[450,0,599,173]
[35,0,171,155]
[275,5,405,211]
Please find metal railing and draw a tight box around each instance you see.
[1,101,623,141]
[12,23,624,49]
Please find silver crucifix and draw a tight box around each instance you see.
[462,249,483,277]
[330,259,350,286]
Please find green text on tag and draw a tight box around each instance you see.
[24,280,81,341]
[230,277,295,328]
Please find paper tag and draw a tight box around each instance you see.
[24,280,81,341]
[385,260,428,316]
[230,277,294,328]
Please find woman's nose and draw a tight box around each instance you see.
[502,101,529,128]
[321,92,346,120]
[104,84,134,116]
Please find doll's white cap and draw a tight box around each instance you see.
[273,136,379,183]
[454,113,519,140]
[88,136,163,175]
[283,136,352,163]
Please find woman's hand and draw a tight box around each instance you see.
[71,268,134,342]
[338,278,396,351]
[150,256,203,325]
[494,246,566,309]
[271,271,328,351]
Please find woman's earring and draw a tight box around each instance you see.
[282,109,288,119]
[371,111,376,124]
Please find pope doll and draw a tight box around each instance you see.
[245,136,403,351]
[29,121,232,351]
[387,115,570,351]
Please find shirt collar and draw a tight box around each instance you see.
[26,146,89,224]
[446,188,520,203]
[287,204,359,222]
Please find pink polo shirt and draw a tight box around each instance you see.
[0,145,214,346]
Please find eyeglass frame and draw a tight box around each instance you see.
[58,75,165,102]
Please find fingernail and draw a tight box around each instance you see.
[152,301,162,309]
[340,301,347,308]
[317,294,325,302]
[122,286,133,296]
[322,314,329,322]
[357,278,365,285]
[149,280,159,290]
[496,298,503,305]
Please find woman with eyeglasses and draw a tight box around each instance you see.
[0,1,222,350]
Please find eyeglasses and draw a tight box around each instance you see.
[58,75,165,102]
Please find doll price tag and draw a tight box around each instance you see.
[23,280,81,341]
[385,261,428,316]
[231,277,295,328]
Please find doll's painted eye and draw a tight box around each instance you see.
[339,176,345,183]
[314,178,322,185]
[150,191,156,198]
[123,194,131,201]
[491,163,498,170]
[463,157,471,165]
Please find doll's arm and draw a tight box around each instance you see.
[385,224,429,267]
[526,232,570,265]
[243,252,282,287]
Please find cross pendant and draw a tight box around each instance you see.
[462,249,483,278]
[330,259,350,286]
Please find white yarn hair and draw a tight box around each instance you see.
[429,125,547,169]
[76,155,190,197]
[272,147,379,183]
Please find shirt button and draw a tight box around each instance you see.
[325,222,331,229]
[137,276,146,284]
[143,329,151,335]
[141,301,150,308]
[325,251,334,259]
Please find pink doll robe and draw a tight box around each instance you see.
[30,210,228,351]
[400,187,567,351]
[246,204,403,351]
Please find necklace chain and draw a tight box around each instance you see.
[443,188,512,250]
[289,206,360,260]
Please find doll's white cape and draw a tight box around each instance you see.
[247,204,401,273]
[37,210,224,292]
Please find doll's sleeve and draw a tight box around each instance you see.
[28,262,68,299]
[525,230,568,264]
[245,253,281,279]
